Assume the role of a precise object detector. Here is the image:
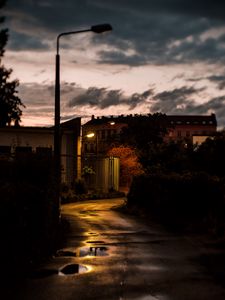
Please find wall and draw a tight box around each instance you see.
[82,156,120,192]
[0,126,81,185]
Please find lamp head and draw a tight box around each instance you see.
[91,23,112,33]
[86,132,95,138]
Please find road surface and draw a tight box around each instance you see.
[11,198,225,300]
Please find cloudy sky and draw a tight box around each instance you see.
[2,0,225,127]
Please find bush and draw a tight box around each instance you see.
[127,172,225,232]
[73,178,88,195]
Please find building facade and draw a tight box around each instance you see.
[82,114,217,155]
[0,118,81,185]
[82,115,128,155]
[166,114,217,142]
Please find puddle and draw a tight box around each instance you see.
[55,249,77,257]
[79,246,108,257]
[29,264,89,279]
[86,240,105,244]
[58,264,89,276]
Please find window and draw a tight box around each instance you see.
[186,131,190,137]
[101,130,105,139]
[177,131,181,137]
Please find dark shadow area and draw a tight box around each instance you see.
[0,155,64,281]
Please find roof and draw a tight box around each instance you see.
[167,114,217,126]
[60,117,81,129]
[83,114,217,127]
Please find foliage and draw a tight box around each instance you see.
[120,113,168,152]
[142,140,194,174]
[0,67,25,126]
[126,131,225,235]
[0,0,7,58]
[73,178,88,195]
[107,145,144,186]
[82,165,96,176]
[0,0,24,127]
[127,172,225,233]
[192,134,225,177]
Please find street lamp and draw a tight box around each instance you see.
[54,24,112,215]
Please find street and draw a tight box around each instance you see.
[11,198,225,300]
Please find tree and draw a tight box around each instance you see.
[119,113,169,171]
[193,133,225,177]
[0,0,24,127]
[120,113,168,151]
[107,146,143,187]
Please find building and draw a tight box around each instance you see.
[82,113,217,155]
[166,114,217,142]
[61,118,120,192]
[0,117,120,192]
[0,118,81,185]
[82,115,128,155]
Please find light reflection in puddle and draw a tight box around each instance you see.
[58,264,91,276]
[137,264,166,271]
[79,246,108,257]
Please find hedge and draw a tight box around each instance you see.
[127,172,225,232]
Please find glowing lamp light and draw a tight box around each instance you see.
[86,132,95,138]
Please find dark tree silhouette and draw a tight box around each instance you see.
[0,0,24,127]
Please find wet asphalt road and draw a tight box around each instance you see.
[13,198,225,300]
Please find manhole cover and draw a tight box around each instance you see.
[58,264,89,276]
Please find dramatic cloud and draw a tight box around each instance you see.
[149,86,225,127]
[151,86,205,113]
[18,81,84,125]
[3,0,225,127]
[207,74,225,90]
[17,80,225,128]
[68,87,154,109]
[4,0,225,66]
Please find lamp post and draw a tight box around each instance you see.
[54,24,112,216]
